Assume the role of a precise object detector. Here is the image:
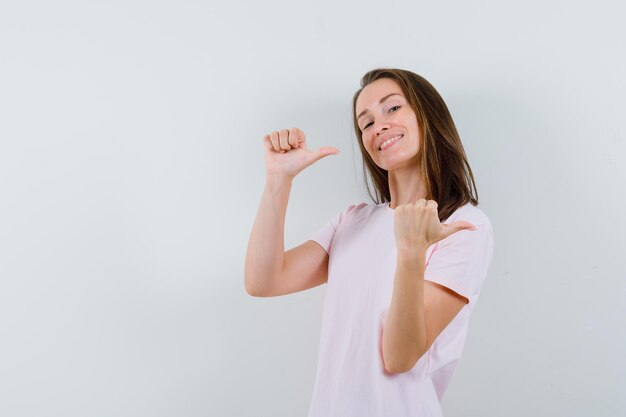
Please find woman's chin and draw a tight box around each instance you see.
[379,158,419,173]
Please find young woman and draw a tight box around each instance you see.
[245,68,494,417]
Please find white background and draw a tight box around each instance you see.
[1,0,624,416]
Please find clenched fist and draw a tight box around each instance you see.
[263,127,340,180]
[393,199,477,252]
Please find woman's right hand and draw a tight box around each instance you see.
[263,128,340,180]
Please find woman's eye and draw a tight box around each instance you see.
[361,106,400,130]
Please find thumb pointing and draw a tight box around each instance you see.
[441,221,477,240]
[313,146,340,161]
[453,221,477,232]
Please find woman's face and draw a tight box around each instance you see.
[355,78,421,171]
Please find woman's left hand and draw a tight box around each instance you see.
[394,199,477,252]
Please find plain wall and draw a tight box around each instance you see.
[1,0,624,416]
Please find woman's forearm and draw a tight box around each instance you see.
[244,174,292,296]
[381,247,428,373]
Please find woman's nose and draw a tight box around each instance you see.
[375,122,391,135]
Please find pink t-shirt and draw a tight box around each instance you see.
[306,201,495,417]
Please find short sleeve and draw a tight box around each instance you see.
[424,221,494,304]
[308,204,358,254]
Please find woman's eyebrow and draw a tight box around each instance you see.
[357,93,402,120]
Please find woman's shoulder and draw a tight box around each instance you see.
[337,201,371,216]
[345,201,379,221]
[325,202,372,226]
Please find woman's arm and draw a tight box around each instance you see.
[381,247,467,374]
[245,128,339,296]
[244,174,292,296]
[382,199,474,374]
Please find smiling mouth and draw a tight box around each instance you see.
[379,135,404,151]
